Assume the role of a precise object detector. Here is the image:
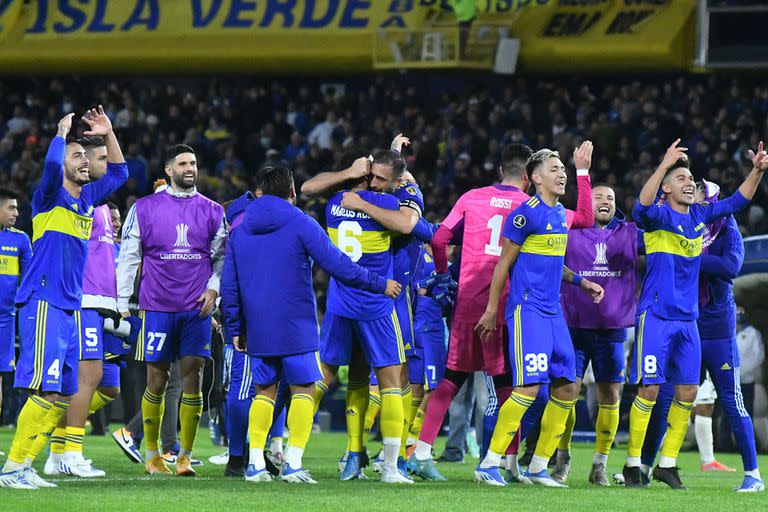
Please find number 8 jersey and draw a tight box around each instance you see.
[325,190,399,320]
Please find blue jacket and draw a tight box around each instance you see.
[221,195,387,357]
[697,215,744,340]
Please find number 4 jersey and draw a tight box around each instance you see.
[325,190,399,320]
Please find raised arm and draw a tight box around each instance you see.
[40,115,73,197]
[475,238,520,339]
[82,106,128,204]
[639,139,688,207]
[738,142,768,201]
[300,157,370,198]
[568,141,595,228]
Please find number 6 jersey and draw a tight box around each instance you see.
[325,189,399,320]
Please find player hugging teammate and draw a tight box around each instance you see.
[1,115,766,494]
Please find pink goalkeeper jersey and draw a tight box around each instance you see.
[435,177,593,323]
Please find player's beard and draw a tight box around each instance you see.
[171,172,196,191]
[66,167,90,186]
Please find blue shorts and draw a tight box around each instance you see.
[508,305,575,387]
[0,314,15,373]
[369,369,378,386]
[103,331,131,360]
[628,309,700,385]
[135,310,212,363]
[419,329,447,390]
[15,299,79,395]
[100,362,121,388]
[251,351,322,386]
[394,285,416,357]
[571,328,627,383]
[227,345,256,401]
[320,311,405,369]
[75,309,104,361]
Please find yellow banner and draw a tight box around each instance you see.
[0,0,695,72]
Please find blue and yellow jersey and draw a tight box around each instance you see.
[15,136,128,310]
[503,195,569,318]
[0,227,32,315]
[634,191,748,320]
[392,182,425,287]
[325,190,399,320]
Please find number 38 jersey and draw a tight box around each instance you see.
[440,184,531,324]
[325,190,399,320]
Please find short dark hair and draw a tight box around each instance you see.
[107,201,119,211]
[75,136,106,150]
[165,144,195,165]
[0,188,19,202]
[500,143,533,179]
[371,150,407,179]
[662,156,691,184]
[338,148,368,171]
[255,165,294,199]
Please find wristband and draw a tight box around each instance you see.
[572,274,583,287]
[576,168,590,177]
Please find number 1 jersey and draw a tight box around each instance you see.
[440,184,531,323]
[325,190,399,320]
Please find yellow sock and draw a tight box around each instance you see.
[627,395,656,459]
[379,387,404,441]
[557,405,576,451]
[64,426,85,453]
[179,392,204,454]
[141,389,164,452]
[50,427,66,454]
[7,395,52,465]
[659,399,693,463]
[287,393,314,451]
[89,390,115,415]
[399,384,413,457]
[489,392,535,455]
[313,381,328,415]
[406,397,423,442]
[409,405,426,439]
[346,381,369,452]
[534,397,576,460]
[595,402,620,455]
[26,400,69,462]
[248,395,275,454]
[364,392,381,434]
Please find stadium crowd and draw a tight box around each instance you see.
[1,74,767,234]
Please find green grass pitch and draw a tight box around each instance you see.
[1,427,765,511]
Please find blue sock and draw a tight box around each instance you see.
[269,407,286,441]
[227,398,251,457]
[640,382,674,467]
[703,337,760,473]
[520,384,548,441]
[220,399,229,446]
[481,374,499,459]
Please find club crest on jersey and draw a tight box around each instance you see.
[406,186,417,195]
[512,215,526,228]
[593,242,608,265]
[174,223,191,248]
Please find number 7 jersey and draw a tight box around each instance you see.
[325,190,400,320]
[440,184,532,323]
